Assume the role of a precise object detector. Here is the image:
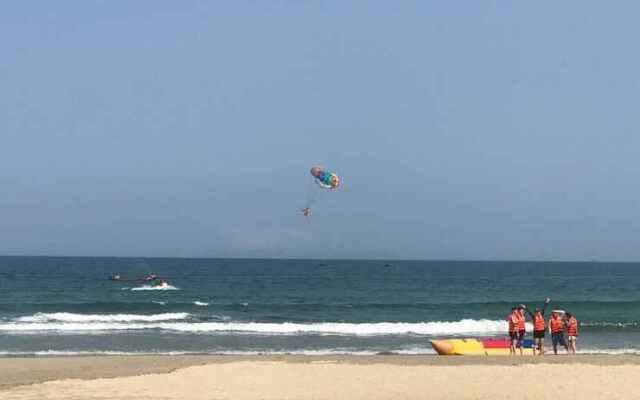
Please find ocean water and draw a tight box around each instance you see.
[1,256,640,356]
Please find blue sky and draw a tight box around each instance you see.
[2,1,640,260]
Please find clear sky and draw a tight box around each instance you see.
[2,1,640,260]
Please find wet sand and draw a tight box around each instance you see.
[2,355,640,399]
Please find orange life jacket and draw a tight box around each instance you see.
[533,312,545,331]
[567,317,578,336]
[508,313,518,332]
[517,312,526,331]
[550,317,564,333]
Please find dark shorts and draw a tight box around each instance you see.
[509,331,518,340]
[552,332,566,347]
[516,330,525,347]
[534,330,545,339]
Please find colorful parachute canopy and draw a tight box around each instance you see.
[310,166,339,189]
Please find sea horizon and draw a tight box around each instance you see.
[0,254,632,264]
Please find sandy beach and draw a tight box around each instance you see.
[2,355,640,399]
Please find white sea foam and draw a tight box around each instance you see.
[152,301,167,306]
[582,322,639,328]
[15,312,190,323]
[0,348,429,357]
[0,319,519,336]
[577,348,640,355]
[391,347,437,355]
[0,350,197,357]
[1,347,636,357]
[193,301,209,307]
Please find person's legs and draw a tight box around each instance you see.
[535,338,543,355]
[568,336,576,354]
[517,330,525,356]
[533,331,545,355]
[551,333,559,354]
[556,332,567,353]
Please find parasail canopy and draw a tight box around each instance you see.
[310,166,340,189]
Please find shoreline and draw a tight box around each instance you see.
[2,354,640,389]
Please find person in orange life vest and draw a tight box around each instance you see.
[565,312,579,354]
[507,306,519,356]
[515,305,527,355]
[523,298,551,355]
[548,311,568,354]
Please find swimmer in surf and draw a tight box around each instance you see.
[301,208,311,217]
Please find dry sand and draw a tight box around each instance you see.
[2,355,640,399]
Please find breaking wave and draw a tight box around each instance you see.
[15,312,190,323]
[0,318,520,336]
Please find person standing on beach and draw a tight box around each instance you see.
[516,305,526,355]
[549,311,567,354]
[508,307,519,355]
[566,312,579,354]
[523,298,551,355]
